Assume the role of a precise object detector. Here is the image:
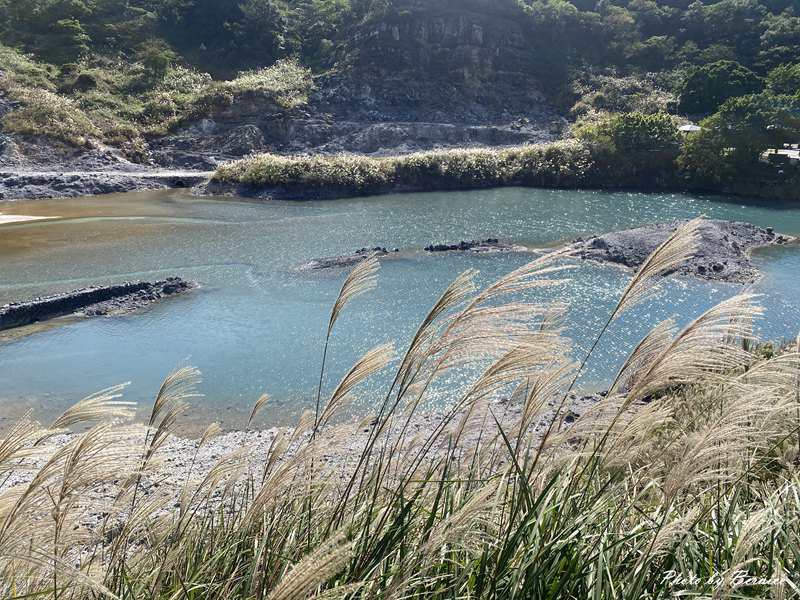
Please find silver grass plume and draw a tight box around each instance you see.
[625,293,761,403]
[48,383,135,431]
[611,217,703,318]
[248,393,270,428]
[143,367,201,464]
[318,342,394,429]
[267,530,353,600]
[328,256,379,336]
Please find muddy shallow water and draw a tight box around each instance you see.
[1,187,799,432]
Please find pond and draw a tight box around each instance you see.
[1,187,799,431]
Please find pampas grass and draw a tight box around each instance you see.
[212,141,596,197]
[2,238,800,600]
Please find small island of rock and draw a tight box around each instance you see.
[569,219,793,283]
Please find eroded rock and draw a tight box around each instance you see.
[297,247,398,271]
[569,219,794,283]
[0,278,196,331]
[424,238,522,253]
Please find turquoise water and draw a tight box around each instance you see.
[1,187,799,430]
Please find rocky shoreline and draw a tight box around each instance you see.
[0,278,196,331]
[569,219,794,284]
[0,169,211,201]
[0,390,601,528]
[297,220,793,284]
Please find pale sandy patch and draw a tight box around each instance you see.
[0,214,59,225]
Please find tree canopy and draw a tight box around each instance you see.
[1,0,799,79]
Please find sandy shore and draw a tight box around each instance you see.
[0,213,58,225]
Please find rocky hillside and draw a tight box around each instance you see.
[320,0,554,122]
[1,0,798,197]
[149,0,566,169]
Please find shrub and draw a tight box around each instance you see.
[157,65,213,96]
[217,58,313,108]
[214,143,596,194]
[0,51,311,149]
[574,111,681,183]
[389,148,508,188]
[135,39,177,82]
[218,152,391,191]
[571,73,676,117]
[0,43,57,91]
[505,139,595,186]
[1,87,100,145]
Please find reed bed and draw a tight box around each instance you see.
[211,140,595,196]
[2,221,800,599]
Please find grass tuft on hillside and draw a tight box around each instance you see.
[0,45,312,154]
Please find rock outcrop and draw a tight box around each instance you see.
[0,170,211,200]
[0,278,196,331]
[570,219,794,283]
[0,0,565,196]
[297,238,527,271]
[297,247,399,271]
[424,238,523,253]
[321,0,557,123]
[144,0,565,169]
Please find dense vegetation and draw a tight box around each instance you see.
[0,0,799,190]
[213,141,595,195]
[0,44,312,156]
[2,0,798,80]
[4,222,800,598]
[214,110,799,199]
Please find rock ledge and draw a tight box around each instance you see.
[0,278,196,331]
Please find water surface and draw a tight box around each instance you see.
[2,188,799,430]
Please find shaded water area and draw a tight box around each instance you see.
[2,188,800,432]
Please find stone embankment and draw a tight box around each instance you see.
[0,170,211,200]
[0,278,195,331]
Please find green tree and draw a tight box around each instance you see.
[575,112,681,182]
[136,39,177,81]
[678,60,764,115]
[679,92,800,183]
[759,11,800,70]
[767,63,800,95]
[39,18,90,64]
[681,0,767,65]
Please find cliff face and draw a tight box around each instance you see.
[356,0,532,84]
[0,0,566,176]
[147,1,564,168]
[317,0,555,123]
